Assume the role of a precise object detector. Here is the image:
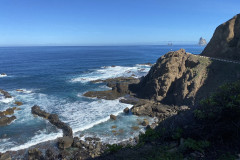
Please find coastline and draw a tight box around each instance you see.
[0,63,159,159]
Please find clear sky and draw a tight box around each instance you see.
[0,0,239,46]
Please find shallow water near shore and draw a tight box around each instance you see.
[0,45,204,152]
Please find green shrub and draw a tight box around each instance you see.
[218,153,237,160]
[139,128,165,143]
[194,81,240,122]
[184,138,210,153]
[172,128,183,140]
[106,144,123,153]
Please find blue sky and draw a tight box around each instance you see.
[0,0,239,46]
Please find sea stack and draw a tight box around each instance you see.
[201,14,240,61]
[198,37,207,46]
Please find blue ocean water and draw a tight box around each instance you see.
[0,45,204,152]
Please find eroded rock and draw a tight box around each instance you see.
[201,14,240,61]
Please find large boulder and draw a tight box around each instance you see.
[201,14,240,61]
[58,136,74,149]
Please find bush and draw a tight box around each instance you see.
[106,144,123,153]
[183,138,210,153]
[139,128,165,143]
[194,81,240,122]
[172,128,183,140]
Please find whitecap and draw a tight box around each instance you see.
[70,65,150,83]
[0,97,14,103]
[0,130,62,152]
[0,75,7,78]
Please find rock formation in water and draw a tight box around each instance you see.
[0,89,12,98]
[31,105,73,137]
[201,14,240,60]
[198,37,207,46]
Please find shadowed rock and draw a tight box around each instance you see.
[123,107,129,113]
[201,14,240,61]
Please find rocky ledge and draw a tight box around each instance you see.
[84,77,140,100]
[31,105,73,150]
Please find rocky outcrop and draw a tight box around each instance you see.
[32,105,73,137]
[32,106,74,150]
[84,77,140,100]
[31,105,50,119]
[198,37,207,46]
[130,49,210,105]
[131,100,189,119]
[201,14,240,61]
[0,116,16,126]
[0,89,12,98]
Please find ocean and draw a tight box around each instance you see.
[0,45,204,152]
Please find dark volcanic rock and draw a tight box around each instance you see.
[84,77,140,100]
[0,89,12,98]
[31,105,73,137]
[123,107,129,113]
[0,116,16,126]
[48,114,73,137]
[110,114,117,120]
[32,105,50,119]
[201,14,240,61]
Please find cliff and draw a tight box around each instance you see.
[130,48,240,106]
[201,14,240,61]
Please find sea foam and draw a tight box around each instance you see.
[71,65,150,83]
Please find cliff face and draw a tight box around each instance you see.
[201,14,240,61]
[131,48,240,106]
[130,49,211,105]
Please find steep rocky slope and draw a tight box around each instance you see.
[130,49,240,106]
[201,14,240,60]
